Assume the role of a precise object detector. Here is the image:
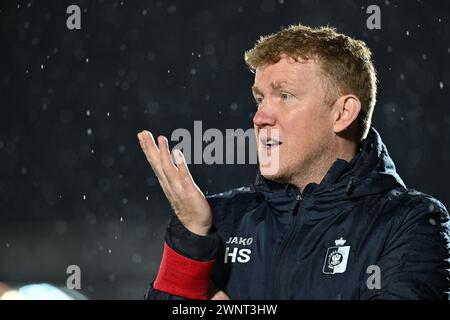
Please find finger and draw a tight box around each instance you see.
[138,131,173,197]
[139,131,168,179]
[172,149,192,180]
[138,131,161,168]
[138,131,155,165]
[158,136,179,180]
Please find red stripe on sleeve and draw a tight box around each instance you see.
[153,242,215,300]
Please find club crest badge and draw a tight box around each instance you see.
[322,237,350,274]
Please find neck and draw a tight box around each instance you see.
[291,137,358,191]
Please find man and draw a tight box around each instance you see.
[137,25,450,299]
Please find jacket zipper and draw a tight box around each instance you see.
[272,188,303,299]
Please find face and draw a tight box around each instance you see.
[252,55,336,185]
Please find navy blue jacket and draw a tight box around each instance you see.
[146,128,450,299]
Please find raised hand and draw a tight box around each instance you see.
[137,130,213,236]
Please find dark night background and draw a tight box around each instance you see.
[0,0,449,299]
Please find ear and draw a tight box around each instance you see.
[332,95,361,134]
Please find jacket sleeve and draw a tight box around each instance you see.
[362,198,450,300]
[144,215,220,300]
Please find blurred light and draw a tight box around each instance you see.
[1,284,74,300]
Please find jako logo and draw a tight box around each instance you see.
[224,237,253,264]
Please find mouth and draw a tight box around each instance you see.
[259,137,283,150]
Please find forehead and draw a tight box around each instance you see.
[253,56,322,90]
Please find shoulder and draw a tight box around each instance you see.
[361,186,448,230]
[206,185,256,202]
[206,185,261,228]
[384,187,448,220]
[363,188,450,299]
[206,185,259,212]
[380,187,449,247]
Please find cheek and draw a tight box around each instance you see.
[282,110,318,143]
[282,110,331,154]
[281,118,310,158]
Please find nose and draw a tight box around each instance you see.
[253,103,276,128]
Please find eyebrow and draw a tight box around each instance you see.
[252,81,289,95]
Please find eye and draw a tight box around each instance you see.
[254,96,263,107]
[280,92,292,102]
